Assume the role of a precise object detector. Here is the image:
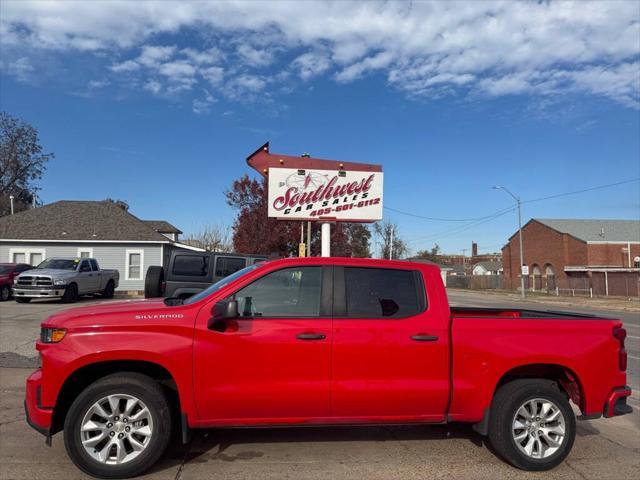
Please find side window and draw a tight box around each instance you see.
[173,255,209,276]
[89,259,99,271]
[215,257,246,277]
[344,267,424,318]
[80,260,92,273]
[232,267,322,317]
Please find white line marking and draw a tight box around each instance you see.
[628,354,640,360]
[627,335,640,339]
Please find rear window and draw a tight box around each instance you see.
[215,257,246,277]
[172,255,209,277]
[344,267,424,318]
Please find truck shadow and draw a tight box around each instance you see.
[150,423,489,472]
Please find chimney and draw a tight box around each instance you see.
[472,241,478,258]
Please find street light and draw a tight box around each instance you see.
[493,186,526,299]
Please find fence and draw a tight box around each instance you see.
[446,275,504,290]
[447,272,639,298]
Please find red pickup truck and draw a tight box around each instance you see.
[25,258,632,478]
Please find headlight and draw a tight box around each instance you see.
[54,279,68,286]
[40,327,67,343]
[13,278,19,284]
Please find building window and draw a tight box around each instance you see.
[125,249,144,280]
[9,248,46,266]
[77,248,93,259]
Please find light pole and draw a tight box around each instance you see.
[493,186,525,299]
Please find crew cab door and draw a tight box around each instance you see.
[331,266,450,421]
[193,265,332,423]
[77,259,99,293]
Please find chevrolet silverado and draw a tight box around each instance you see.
[25,258,632,478]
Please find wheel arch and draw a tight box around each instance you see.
[51,360,181,435]
[473,363,584,436]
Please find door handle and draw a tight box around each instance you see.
[296,333,326,341]
[411,334,439,342]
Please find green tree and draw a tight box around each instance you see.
[0,112,54,216]
[415,244,441,262]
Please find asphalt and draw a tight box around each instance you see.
[0,292,639,479]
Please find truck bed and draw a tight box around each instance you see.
[451,306,613,320]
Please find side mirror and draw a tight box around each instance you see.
[213,299,238,319]
[209,300,239,332]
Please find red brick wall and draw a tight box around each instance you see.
[501,220,588,290]
[587,243,640,267]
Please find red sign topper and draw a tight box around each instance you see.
[246,142,382,177]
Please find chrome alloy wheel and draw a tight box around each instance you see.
[79,394,154,465]
[512,398,566,459]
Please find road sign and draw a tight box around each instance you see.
[267,167,383,221]
[521,265,529,275]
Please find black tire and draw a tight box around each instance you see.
[488,379,576,471]
[102,280,115,299]
[15,297,31,303]
[62,283,79,303]
[144,266,164,298]
[63,372,172,479]
[0,285,10,301]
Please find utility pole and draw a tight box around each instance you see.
[461,248,468,273]
[307,221,311,257]
[493,186,526,299]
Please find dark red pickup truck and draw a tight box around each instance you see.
[26,258,631,478]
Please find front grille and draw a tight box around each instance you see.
[17,276,53,286]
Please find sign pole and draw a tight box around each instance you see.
[307,221,311,256]
[321,222,331,257]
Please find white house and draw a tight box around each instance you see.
[0,200,203,292]
[472,261,503,276]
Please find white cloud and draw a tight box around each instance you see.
[192,90,216,114]
[3,57,34,83]
[1,0,638,108]
[143,80,162,95]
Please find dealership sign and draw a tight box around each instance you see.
[267,167,383,221]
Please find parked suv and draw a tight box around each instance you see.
[13,257,119,303]
[144,251,266,299]
[0,263,32,301]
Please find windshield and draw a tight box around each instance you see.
[0,266,12,274]
[36,258,79,270]
[183,264,260,305]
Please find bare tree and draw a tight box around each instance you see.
[1,111,54,216]
[183,222,233,252]
[374,220,408,259]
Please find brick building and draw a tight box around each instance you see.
[502,219,640,297]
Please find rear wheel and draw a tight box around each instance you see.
[15,297,31,303]
[64,373,172,479]
[488,379,575,471]
[62,283,79,303]
[0,285,10,301]
[102,280,115,299]
[144,266,164,298]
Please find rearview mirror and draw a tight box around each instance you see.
[213,300,238,320]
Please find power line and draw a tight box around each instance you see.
[383,206,510,222]
[387,177,640,225]
[522,178,640,204]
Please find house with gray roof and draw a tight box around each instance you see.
[0,200,203,292]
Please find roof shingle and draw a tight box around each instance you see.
[0,201,171,242]
[534,219,640,243]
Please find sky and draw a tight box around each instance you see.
[1,0,639,256]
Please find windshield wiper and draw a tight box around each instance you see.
[163,297,184,306]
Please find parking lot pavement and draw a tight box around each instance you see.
[1,295,639,479]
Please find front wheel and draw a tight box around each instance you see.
[102,280,115,299]
[64,373,172,479]
[0,285,10,301]
[62,283,78,303]
[488,379,575,471]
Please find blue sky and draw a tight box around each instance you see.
[1,1,639,255]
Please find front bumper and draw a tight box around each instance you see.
[13,287,65,298]
[25,369,53,445]
[604,386,633,418]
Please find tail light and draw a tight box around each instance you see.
[613,326,627,371]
